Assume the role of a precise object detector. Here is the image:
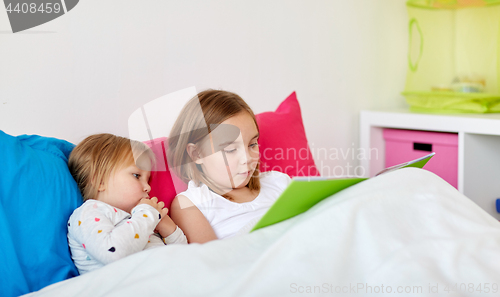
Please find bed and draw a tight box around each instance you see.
[2,91,500,296]
[25,168,500,296]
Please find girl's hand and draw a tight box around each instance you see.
[155,214,178,238]
[138,197,176,238]
[138,197,169,218]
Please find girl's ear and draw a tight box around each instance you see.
[186,143,203,165]
[90,175,106,193]
[97,181,106,192]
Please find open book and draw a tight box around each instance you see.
[251,152,435,232]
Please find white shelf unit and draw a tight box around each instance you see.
[360,109,500,219]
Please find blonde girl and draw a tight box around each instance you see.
[168,90,291,243]
[67,134,186,275]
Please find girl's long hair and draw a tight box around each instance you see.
[167,89,260,198]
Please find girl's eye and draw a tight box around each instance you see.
[224,149,236,154]
[133,173,140,179]
[249,142,258,148]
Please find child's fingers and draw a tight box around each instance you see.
[138,198,151,205]
[158,201,165,210]
[150,197,158,204]
[160,208,169,218]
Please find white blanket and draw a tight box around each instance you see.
[27,168,500,296]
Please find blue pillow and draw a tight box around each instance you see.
[0,130,82,297]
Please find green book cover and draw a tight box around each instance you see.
[251,152,435,232]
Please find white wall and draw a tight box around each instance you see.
[0,0,408,175]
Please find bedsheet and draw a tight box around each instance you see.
[26,168,500,297]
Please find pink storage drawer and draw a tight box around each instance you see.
[383,129,458,188]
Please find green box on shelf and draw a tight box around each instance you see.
[404,0,500,113]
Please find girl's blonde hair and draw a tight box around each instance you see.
[167,89,261,197]
[68,133,155,202]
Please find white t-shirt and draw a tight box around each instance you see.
[179,171,291,239]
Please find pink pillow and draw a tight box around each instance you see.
[143,138,187,210]
[145,91,319,209]
[256,91,319,177]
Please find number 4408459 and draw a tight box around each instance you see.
[444,283,498,294]
[5,3,62,14]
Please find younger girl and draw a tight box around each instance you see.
[168,90,291,243]
[67,133,186,275]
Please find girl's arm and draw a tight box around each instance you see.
[69,203,160,265]
[155,215,188,244]
[170,195,217,243]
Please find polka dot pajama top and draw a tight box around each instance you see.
[67,200,186,275]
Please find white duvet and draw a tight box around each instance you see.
[27,168,500,297]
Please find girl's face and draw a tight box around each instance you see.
[195,111,259,193]
[96,156,152,213]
